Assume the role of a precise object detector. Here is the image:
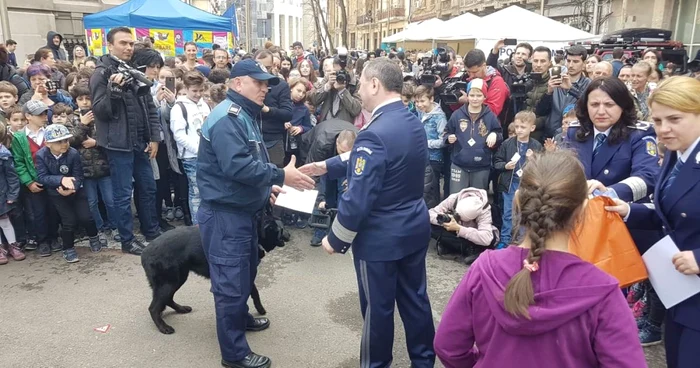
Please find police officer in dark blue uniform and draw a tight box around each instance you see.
[197,59,315,368]
[607,76,700,368]
[566,77,659,203]
[300,58,436,368]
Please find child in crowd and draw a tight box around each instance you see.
[415,85,447,201]
[445,78,502,193]
[401,83,418,117]
[285,78,313,167]
[50,103,73,125]
[494,111,542,248]
[5,105,26,133]
[305,97,318,127]
[0,120,24,264]
[657,142,666,166]
[507,123,516,138]
[208,83,227,107]
[12,100,60,255]
[434,151,646,368]
[36,124,102,263]
[66,84,115,243]
[170,71,210,225]
[0,81,18,117]
[546,104,576,151]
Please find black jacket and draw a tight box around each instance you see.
[35,147,84,197]
[301,118,357,164]
[494,137,543,192]
[261,79,293,141]
[90,55,162,152]
[0,63,29,98]
[46,31,68,61]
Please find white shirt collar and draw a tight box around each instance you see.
[678,135,700,164]
[593,126,612,137]
[372,97,402,116]
[52,153,63,159]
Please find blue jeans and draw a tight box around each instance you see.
[501,191,515,245]
[181,158,200,225]
[83,176,116,231]
[107,149,160,244]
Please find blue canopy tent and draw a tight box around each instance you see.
[83,0,235,56]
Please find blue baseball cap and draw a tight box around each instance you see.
[230,59,280,85]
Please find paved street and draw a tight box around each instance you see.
[1,227,666,368]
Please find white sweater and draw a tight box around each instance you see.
[170,96,211,159]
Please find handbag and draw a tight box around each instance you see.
[568,196,648,288]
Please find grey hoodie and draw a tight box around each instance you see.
[46,31,68,61]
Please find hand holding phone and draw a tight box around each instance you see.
[503,38,518,46]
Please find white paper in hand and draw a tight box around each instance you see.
[510,152,521,163]
[642,235,700,308]
[274,185,319,214]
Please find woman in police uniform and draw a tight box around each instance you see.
[566,77,659,203]
[607,76,700,368]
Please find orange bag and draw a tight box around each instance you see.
[568,196,648,288]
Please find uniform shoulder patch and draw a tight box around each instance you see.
[227,103,241,116]
[354,156,366,176]
[356,146,373,155]
[628,121,651,131]
[645,140,657,156]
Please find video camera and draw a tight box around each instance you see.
[109,55,153,95]
[418,47,451,86]
[438,76,467,104]
[336,47,350,85]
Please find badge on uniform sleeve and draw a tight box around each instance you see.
[354,156,366,176]
[59,165,69,174]
[645,141,657,156]
[459,119,468,132]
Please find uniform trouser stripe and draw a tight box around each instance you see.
[360,259,371,368]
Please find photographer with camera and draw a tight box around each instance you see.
[487,40,533,123]
[310,48,362,124]
[18,64,73,119]
[429,187,498,265]
[89,27,162,255]
[536,45,591,140]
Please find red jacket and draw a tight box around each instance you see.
[450,66,510,117]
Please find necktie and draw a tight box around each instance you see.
[661,159,684,202]
[592,133,607,159]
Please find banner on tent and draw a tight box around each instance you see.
[84,28,234,58]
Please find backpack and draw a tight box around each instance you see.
[170,102,190,157]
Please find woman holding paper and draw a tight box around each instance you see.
[606,76,700,368]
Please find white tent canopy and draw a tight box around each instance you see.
[383,18,444,42]
[433,12,482,40]
[478,5,593,42]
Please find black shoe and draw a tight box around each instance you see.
[221,353,271,368]
[121,240,146,255]
[50,239,62,253]
[38,242,52,257]
[145,231,162,242]
[246,317,270,332]
[25,239,38,251]
[159,219,175,232]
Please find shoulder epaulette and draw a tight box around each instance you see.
[568,120,581,128]
[227,103,241,116]
[628,121,651,131]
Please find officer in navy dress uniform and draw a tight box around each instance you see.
[607,76,700,368]
[300,58,436,368]
[566,77,661,252]
[197,59,314,368]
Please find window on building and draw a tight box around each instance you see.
[676,0,700,55]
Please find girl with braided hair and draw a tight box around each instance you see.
[434,150,646,368]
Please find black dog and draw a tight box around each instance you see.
[141,218,288,334]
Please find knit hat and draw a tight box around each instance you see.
[467,78,488,97]
[45,124,73,143]
[455,196,483,222]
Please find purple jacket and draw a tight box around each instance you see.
[434,246,647,368]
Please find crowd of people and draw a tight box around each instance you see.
[0,26,699,368]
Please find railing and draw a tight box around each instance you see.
[357,14,373,24]
[377,7,406,20]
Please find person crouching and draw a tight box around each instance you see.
[35,124,102,263]
[429,187,499,265]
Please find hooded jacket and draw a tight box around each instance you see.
[434,246,646,368]
[46,31,68,62]
[453,66,510,118]
[0,63,30,98]
[445,104,503,170]
[170,95,211,159]
[419,102,447,162]
[429,188,496,246]
[0,144,19,216]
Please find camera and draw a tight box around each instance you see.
[510,73,534,98]
[439,77,467,104]
[44,80,59,93]
[109,55,153,95]
[418,47,451,86]
[436,213,452,225]
[336,47,350,85]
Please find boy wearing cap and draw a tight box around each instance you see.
[291,41,319,70]
[445,78,502,193]
[35,124,103,263]
[11,100,60,255]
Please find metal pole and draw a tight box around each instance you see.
[245,0,251,51]
[0,0,11,41]
[592,0,600,34]
[540,0,545,16]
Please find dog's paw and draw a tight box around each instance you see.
[158,324,175,334]
[175,305,193,314]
